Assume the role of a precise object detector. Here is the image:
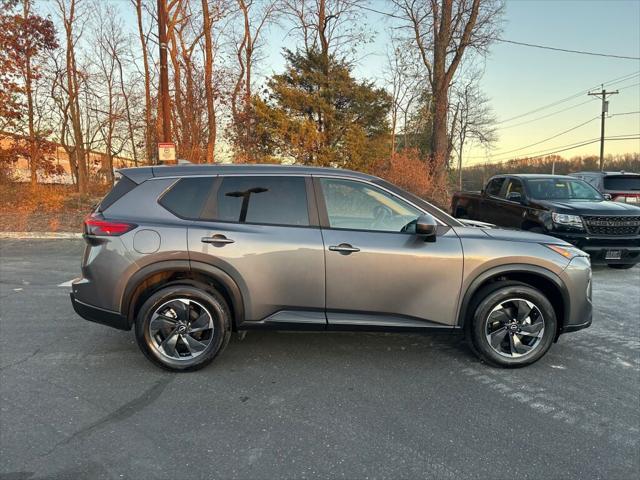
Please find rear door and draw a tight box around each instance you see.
[186,175,326,326]
[481,177,507,225]
[315,176,463,328]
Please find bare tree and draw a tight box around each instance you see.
[230,0,279,158]
[384,40,425,156]
[201,0,229,163]
[450,75,497,189]
[55,0,89,194]
[281,0,369,60]
[392,0,503,174]
[89,2,134,184]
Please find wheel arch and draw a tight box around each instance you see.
[457,264,569,337]
[121,260,245,330]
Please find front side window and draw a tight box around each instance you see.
[319,178,422,232]
[486,178,506,197]
[527,179,603,201]
[214,176,309,226]
[505,179,524,198]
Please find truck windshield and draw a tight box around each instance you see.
[527,179,603,201]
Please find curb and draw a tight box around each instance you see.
[0,232,82,239]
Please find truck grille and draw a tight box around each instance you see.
[583,215,640,236]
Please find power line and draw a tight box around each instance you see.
[496,39,640,61]
[496,99,597,130]
[488,136,639,162]
[496,71,638,124]
[475,116,600,157]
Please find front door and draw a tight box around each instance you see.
[500,178,527,228]
[315,177,464,328]
[187,175,326,326]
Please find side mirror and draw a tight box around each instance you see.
[506,191,523,203]
[415,214,438,242]
[603,193,612,200]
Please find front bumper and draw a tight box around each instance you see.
[70,292,129,331]
[558,256,593,337]
[552,231,640,265]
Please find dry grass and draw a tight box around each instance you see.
[0,182,106,232]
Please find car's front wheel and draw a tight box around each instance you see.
[468,283,557,367]
[135,285,231,371]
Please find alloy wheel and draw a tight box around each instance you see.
[484,298,545,358]
[148,298,215,361]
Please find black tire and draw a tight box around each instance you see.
[467,282,557,368]
[135,285,232,371]
[608,263,636,270]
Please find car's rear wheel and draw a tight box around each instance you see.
[468,283,557,368]
[135,285,231,371]
[608,263,635,270]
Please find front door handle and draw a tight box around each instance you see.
[201,234,235,245]
[329,243,360,254]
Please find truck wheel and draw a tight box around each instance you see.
[135,285,232,371]
[468,283,556,368]
[608,264,635,270]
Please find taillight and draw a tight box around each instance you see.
[612,194,639,204]
[84,214,136,236]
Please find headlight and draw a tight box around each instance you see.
[544,244,589,260]
[551,212,584,229]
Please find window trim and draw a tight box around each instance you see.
[312,175,447,235]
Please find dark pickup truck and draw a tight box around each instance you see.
[451,174,640,269]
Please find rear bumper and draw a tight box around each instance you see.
[70,292,130,331]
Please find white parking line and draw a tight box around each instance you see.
[58,279,75,287]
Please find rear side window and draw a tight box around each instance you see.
[604,176,640,191]
[213,176,309,226]
[159,177,213,219]
[97,176,136,212]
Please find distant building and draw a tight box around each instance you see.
[0,132,137,184]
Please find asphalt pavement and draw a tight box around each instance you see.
[1,239,639,480]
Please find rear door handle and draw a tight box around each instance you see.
[329,243,360,254]
[201,234,235,245]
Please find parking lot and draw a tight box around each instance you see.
[1,239,639,479]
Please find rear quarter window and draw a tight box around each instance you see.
[97,176,136,212]
[159,177,214,219]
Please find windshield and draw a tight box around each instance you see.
[527,178,603,201]
[604,175,640,191]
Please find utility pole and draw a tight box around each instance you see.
[157,0,172,161]
[588,86,618,171]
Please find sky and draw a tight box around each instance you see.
[41,0,640,166]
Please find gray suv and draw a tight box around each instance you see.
[70,165,592,371]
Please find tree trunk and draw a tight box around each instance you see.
[201,0,216,163]
[23,0,38,186]
[62,0,88,194]
[134,0,154,164]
